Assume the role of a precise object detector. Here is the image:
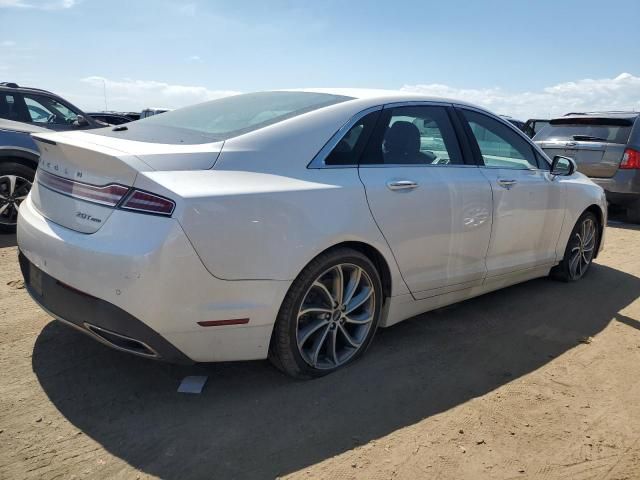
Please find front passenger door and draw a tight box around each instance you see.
[458,108,565,277]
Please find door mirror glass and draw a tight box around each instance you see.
[74,114,89,127]
[551,155,576,176]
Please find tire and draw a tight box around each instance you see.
[269,247,383,379]
[551,211,599,282]
[0,162,35,234]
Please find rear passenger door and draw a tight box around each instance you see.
[358,103,493,299]
[458,107,565,277]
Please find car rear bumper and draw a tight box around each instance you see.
[20,252,193,363]
[591,170,640,206]
[17,195,291,362]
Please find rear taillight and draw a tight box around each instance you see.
[38,170,175,216]
[38,170,128,207]
[120,190,175,216]
[620,148,640,169]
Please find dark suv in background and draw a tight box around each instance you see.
[0,82,103,232]
[535,112,640,223]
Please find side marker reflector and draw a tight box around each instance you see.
[197,318,250,327]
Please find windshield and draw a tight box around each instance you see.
[535,118,633,144]
[136,91,352,140]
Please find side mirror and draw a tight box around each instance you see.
[74,115,89,127]
[551,155,576,176]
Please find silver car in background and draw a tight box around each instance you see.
[535,112,640,222]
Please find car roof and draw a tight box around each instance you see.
[0,82,57,96]
[290,87,485,110]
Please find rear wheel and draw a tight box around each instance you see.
[269,248,383,379]
[551,211,599,282]
[0,162,35,234]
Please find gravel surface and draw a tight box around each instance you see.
[1,224,639,480]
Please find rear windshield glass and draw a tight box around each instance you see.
[535,118,634,144]
[135,91,351,140]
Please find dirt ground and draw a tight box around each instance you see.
[1,222,640,480]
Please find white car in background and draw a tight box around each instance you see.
[17,89,607,378]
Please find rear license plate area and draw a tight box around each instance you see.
[29,263,43,297]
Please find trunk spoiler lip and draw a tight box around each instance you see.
[31,130,225,172]
[32,131,145,155]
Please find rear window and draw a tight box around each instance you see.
[535,117,634,144]
[136,91,352,140]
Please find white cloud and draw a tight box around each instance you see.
[0,40,16,47]
[0,0,76,9]
[401,73,640,119]
[59,72,640,117]
[79,76,239,111]
[187,55,202,63]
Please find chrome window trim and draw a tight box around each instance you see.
[359,163,479,169]
[382,100,453,109]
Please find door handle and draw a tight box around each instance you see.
[497,179,517,190]
[387,180,419,191]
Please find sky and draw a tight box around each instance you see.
[1,0,639,119]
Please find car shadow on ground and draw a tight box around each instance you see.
[0,234,16,249]
[32,264,640,480]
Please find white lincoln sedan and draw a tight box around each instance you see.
[17,89,606,378]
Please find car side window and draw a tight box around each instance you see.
[362,106,463,165]
[325,110,380,166]
[23,94,78,125]
[0,93,30,123]
[461,109,538,170]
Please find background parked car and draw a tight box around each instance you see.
[523,118,549,138]
[500,115,526,132]
[122,112,140,121]
[86,112,132,125]
[0,82,104,232]
[140,108,170,119]
[534,112,640,222]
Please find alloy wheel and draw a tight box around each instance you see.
[0,175,32,227]
[296,263,376,370]
[568,216,596,280]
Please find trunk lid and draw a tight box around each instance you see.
[30,131,222,233]
[536,140,626,178]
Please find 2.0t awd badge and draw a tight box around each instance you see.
[76,212,102,223]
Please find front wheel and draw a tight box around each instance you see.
[269,248,383,379]
[0,162,35,234]
[551,211,599,282]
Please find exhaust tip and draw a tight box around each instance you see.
[84,323,158,358]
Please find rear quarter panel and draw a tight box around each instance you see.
[135,168,409,296]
